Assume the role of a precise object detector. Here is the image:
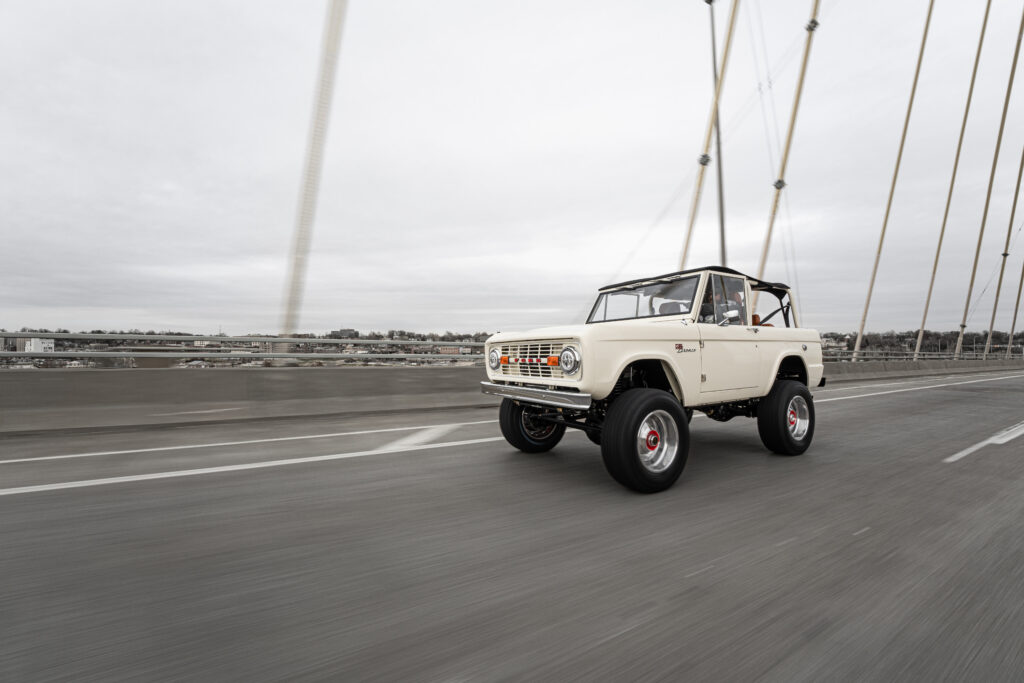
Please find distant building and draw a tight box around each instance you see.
[330,328,359,339]
[24,338,55,353]
[437,345,461,355]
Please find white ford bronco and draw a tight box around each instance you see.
[481,266,825,493]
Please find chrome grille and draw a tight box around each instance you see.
[499,341,568,379]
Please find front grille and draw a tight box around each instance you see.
[499,341,569,379]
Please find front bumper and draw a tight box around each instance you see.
[480,381,592,410]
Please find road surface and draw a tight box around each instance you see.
[3,370,1024,681]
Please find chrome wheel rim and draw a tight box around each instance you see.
[635,410,679,473]
[786,396,810,441]
[521,411,556,440]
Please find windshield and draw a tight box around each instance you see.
[587,276,699,323]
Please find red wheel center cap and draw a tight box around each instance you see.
[788,411,797,426]
[646,431,660,450]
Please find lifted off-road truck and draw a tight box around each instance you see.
[481,266,825,493]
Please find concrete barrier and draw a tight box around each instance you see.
[2,360,1022,434]
[0,367,495,434]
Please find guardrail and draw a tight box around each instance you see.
[0,333,485,366]
[824,349,1021,361]
[3,333,1019,365]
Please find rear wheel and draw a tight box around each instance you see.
[756,380,815,455]
[601,389,689,493]
[499,399,566,453]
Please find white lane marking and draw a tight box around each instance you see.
[815,374,976,393]
[816,373,1024,404]
[380,424,459,450]
[684,565,715,578]
[853,527,871,536]
[0,436,507,497]
[0,420,499,465]
[149,407,245,416]
[944,419,1024,463]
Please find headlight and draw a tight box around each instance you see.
[559,346,581,375]
[488,348,501,369]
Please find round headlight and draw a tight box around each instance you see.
[488,348,501,369]
[559,347,580,375]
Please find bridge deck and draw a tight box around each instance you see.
[2,370,1024,680]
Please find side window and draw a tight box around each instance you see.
[720,277,747,325]
[698,275,746,325]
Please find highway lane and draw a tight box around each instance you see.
[2,371,1024,680]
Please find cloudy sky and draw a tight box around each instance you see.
[2,0,1023,335]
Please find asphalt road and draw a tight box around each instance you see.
[3,370,1024,681]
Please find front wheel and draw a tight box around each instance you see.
[499,399,566,453]
[601,389,689,493]
[756,380,815,455]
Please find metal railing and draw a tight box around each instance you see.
[824,348,1022,361]
[3,332,1021,366]
[0,332,486,366]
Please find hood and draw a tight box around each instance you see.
[486,324,590,344]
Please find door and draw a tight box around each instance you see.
[697,274,760,393]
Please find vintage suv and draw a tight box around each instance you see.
[481,266,825,493]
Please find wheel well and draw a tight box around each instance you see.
[614,360,677,398]
[776,356,808,385]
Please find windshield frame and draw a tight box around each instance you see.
[586,275,700,324]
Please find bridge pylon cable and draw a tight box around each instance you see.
[679,0,741,270]
[853,0,934,361]
[985,144,1024,357]
[1008,222,1024,358]
[954,5,1024,359]
[707,0,728,267]
[914,0,991,361]
[753,0,821,311]
[281,0,349,336]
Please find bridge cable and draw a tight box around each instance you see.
[1007,198,1024,357]
[752,0,822,317]
[966,220,1024,325]
[983,143,1024,357]
[281,0,349,336]
[606,0,841,285]
[913,0,992,360]
[953,4,1024,358]
[747,0,802,308]
[707,0,728,267]
[679,0,741,269]
[852,0,935,361]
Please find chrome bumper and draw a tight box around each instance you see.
[480,381,592,410]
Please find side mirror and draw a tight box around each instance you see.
[718,310,740,326]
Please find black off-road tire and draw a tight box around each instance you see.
[499,399,566,453]
[600,389,689,493]
[756,380,815,455]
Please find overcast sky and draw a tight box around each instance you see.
[2,0,1023,335]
